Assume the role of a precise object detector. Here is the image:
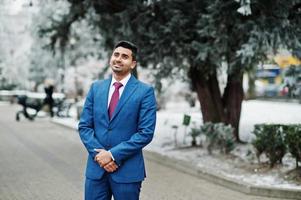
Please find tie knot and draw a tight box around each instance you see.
[113,82,123,89]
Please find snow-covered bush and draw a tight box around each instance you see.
[200,122,235,155]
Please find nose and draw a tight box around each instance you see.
[115,55,122,62]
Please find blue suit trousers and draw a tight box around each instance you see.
[85,174,141,200]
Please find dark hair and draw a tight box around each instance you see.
[114,41,138,61]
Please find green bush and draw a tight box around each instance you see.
[189,127,201,146]
[283,125,301,168]
[252,124,267,162]
[252,124,301,168]
[200,122,235,154]
[252,124,286,167]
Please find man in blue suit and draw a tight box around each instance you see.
[78,41,157,200]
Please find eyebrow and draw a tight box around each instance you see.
[114,51,131,57]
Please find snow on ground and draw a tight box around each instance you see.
[239,100,301,142]
[146,100,301,189]
[46,99,301,189]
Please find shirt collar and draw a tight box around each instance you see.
[110,73,131,88]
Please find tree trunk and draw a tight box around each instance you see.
[223,73,244,142]
[189,66,244,142]
[246,70,256,99]
[189,67,225,123]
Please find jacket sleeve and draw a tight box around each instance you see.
[78,82,104,159]
[109,86,157,164]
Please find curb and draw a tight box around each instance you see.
[51,119,301,199]
[144,151,301,200]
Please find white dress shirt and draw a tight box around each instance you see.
[107,73,131,107]
[106,73,131,162]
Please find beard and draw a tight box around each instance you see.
[111,65,123,72]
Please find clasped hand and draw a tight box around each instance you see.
[94,149,118,173]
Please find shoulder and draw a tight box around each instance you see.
[135,80,155,98]
[136,81,155,96]
[86,79,110,96]
[91,78,111,88]
[131,76,154,91]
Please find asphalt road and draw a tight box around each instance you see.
[0,104,290,200]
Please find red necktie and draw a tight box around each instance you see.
[108,82,123,119]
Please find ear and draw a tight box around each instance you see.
[131,61,137,69]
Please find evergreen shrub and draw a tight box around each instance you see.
[200,122,235,154]
[252,124,301,168]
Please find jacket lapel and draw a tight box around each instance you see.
[97,77,111,123]
[110,75,138,122]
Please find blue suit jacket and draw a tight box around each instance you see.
[78,75,156,183]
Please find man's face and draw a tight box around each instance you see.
[109,47,136,77]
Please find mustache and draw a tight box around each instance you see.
[112,61,122,65]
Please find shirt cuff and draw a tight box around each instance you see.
[108,150,115,161]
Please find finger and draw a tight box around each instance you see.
[110,162,118,169]
[94,154,102,162]
[100,160,111,167]
[104,161,115,166]
[94,149,103,153]
[104,166,111,172]
[106,163,116,171]
[110,162,118,171]
[99,161,105,167]
[104,164,114,172]
[108,165,117,172]
[104,162,117,172]
[94,156,99,161]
